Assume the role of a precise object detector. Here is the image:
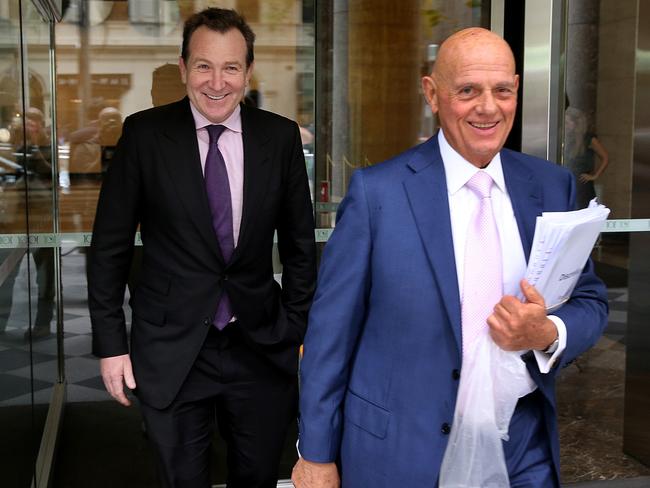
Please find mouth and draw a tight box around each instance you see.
[205,93,227,101]
[469,121,499,130]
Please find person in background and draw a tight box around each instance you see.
[564,106,609,209]
[88,7,316,487]
[96,107,123,174]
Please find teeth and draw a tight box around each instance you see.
[206,94,226,100]
[471,122,497,128]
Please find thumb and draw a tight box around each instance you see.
[521,279,545,307]
[123,358,137,390]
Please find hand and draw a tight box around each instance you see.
[100,354,137,406]
[579,172,596,183]
[292,458,340,488]
[487,279,557,351]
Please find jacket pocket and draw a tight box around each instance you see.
[132,289,167,326]
[344,389,390,439]
[137,267,171,296]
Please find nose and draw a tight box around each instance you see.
[476,91,497,115]
[209,70,226,91]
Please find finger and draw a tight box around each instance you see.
[123,361,137,390]
[496,295,521,315]
[520,279,545,306]
[486,312,501,331]
[108,375,131,406]
[113,385,131,406]
[488,326,508,349]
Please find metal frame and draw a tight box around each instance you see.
[31,0,62,22]
[520,0,565,161]
[491,0,505,36]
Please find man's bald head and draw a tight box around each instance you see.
[433,28,516,82]
[422,28,519,167]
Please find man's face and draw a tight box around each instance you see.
[179,26,253,124]
[422,34,518,167]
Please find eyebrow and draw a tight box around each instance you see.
[191,58,244,68]
[452,80,516,90]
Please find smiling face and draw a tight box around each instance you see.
[179,26,253,124]
[422,28,519,167]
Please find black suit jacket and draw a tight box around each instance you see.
[88,98,317,409]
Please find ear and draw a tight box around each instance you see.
[245,61,255,86]
[178,56,188,85]
[513,74,520,93]
[422,75,439,114]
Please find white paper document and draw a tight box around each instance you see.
[524,199,610,312]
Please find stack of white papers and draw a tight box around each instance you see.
[524,199,610,312]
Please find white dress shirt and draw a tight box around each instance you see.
[438,130,566,378]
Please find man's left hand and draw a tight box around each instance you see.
[488,279,558,351]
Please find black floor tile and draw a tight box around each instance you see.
[0,349,57,372]
[0,374,53,401]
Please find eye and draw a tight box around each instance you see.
[495,86,515,98]
[225,65,242,73]
[458,86,476,98]
[195,64,210,72]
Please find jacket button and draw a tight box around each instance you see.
[441,423,451,435]
[452,369,460,380]
[203,318,211,326]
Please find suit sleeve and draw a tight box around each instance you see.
[276,123,317,341]
[87,116,141,358]
[298,170,372,462]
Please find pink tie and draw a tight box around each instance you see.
[461,171,502,362]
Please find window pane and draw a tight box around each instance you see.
[559,0,650,481]
[314,0,489,226]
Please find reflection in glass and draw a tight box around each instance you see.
[52,2,316,484]
[1,2,58,486]
[563,106,610,210]
[315,0,488,226]
[557,0,650,482]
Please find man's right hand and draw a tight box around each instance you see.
[100,354,136,406]
[291,458,340,488]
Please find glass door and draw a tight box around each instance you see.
[0,1,61,486]
[551,0,650,482]
[52,1,315,485]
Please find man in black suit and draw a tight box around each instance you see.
[88,8,316,488]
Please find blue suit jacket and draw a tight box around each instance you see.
[298,135,608,487]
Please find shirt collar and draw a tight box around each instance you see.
[438,129,506,195]
[189,102,242,134]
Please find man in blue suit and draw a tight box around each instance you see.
[292,28,608,487]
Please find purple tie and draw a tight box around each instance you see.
[205,124,234,329]
[461,171,502,363]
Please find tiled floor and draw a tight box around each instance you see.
[0,247,118,405]
[557,287,650,482]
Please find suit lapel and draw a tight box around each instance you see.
[233,105,272,260]
[501,150,544,261]
[157,98,224,263]
[403,136,462,354]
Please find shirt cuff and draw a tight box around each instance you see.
[533,315,567,373]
